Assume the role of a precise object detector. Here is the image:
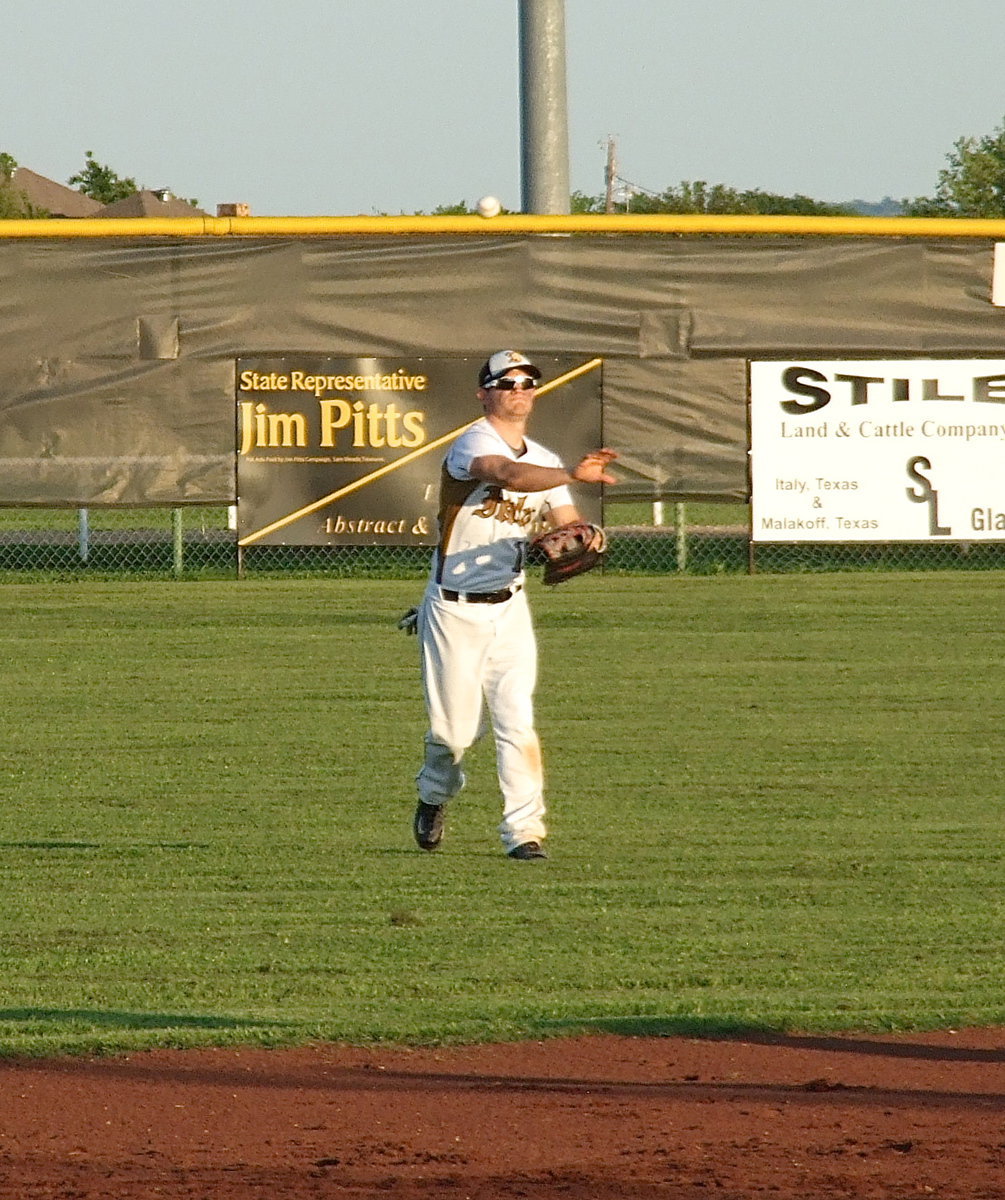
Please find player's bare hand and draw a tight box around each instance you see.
[571,448,618,485]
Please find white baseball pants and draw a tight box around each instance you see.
[416,586,547,851]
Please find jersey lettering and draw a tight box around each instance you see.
[473,487,536,527]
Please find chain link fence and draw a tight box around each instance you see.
[2,503,1004,580]
[0,508,236,581]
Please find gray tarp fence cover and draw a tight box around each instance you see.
[0,234,1001,505]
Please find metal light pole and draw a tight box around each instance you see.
[518,0,570,214]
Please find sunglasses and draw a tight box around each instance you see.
[490,376,538,391]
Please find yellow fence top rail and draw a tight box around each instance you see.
[3,213,1005,239]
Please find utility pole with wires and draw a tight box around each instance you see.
[604,136,618,213]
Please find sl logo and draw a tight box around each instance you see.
[906,456,951,536]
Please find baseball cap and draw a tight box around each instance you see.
[478,350,542,388]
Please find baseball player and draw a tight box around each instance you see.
[410,350,617,860]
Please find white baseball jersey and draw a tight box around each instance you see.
[431,417,573,594]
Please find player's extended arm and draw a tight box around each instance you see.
[545,503,582,528]
[470,448,618,492]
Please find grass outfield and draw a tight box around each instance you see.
[0,574,1001,1057]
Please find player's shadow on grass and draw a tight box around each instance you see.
[548,1016,1005,1063]
[548,1016,781,1039]
[0,1009,294,1032]
[0,841,105,850]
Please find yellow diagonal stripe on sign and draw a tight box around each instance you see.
[238,357,603,547]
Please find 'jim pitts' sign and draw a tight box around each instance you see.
[236,358,443,547]
[235,355,604,548]
[749,360,1005,543]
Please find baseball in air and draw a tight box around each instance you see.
[476,195,502,218]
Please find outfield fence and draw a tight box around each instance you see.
[2,502,1005,579]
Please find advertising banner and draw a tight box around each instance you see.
[750,360,1005,542]
[236,356,603,546]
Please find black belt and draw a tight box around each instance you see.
[441,586,517,604]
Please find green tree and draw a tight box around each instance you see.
[573,180,854,216]
[0,151,49,219]
[429,200,476,215]
[67,150,139,204]
[905,118,1005,217]
[732,188,855,216]
[570,189,601,213]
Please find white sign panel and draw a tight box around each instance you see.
[993,243,1005,306]
[750,360,1005,542]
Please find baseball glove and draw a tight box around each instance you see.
[531,522,607,585]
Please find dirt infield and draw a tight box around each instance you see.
[0,1028,1002,1198]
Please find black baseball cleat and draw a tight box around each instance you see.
[413,801,445,851]
[507,841,548,861]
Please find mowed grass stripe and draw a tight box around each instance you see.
[0,574,1000,1055]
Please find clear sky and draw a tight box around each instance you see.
[6,0,1005,216]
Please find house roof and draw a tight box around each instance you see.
[9,167,103,217]
[96,190,209,218]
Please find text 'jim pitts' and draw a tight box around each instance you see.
[239,399,427,455]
